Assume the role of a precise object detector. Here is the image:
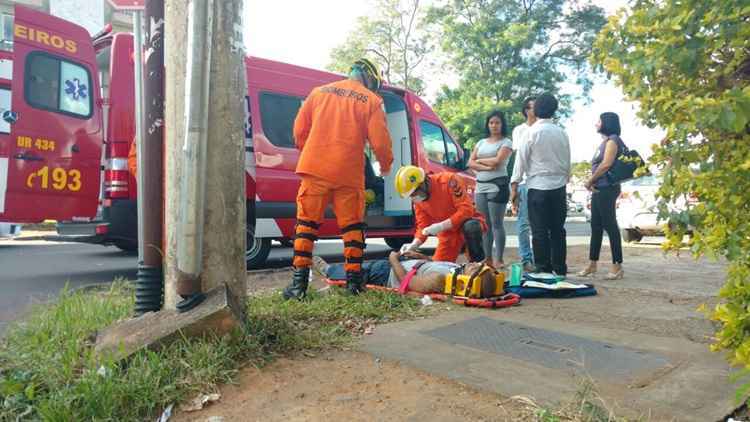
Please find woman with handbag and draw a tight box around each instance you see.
[468,110,513,269]
[578,112,624,280]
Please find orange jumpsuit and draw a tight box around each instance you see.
[414,172,485,262]
[292,78,394,272]
[128,140,137,178]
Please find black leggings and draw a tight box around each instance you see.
[589,185,623,263]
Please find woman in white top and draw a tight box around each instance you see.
[468,110,514,269]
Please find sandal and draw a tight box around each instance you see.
[576,266,597,277]
[604,269,624,280]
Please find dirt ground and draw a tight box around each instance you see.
[175,350,539,422]
[175,244,727,422]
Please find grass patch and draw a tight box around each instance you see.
[508,379,642,422]
[0,283,430,421]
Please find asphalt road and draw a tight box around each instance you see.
[0,218,593,334]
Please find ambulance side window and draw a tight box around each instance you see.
[259,92,303,149]
[419,120,446,165]
[24,52,92,118]
[443,133,461,169]
[0,87,10,133]
[419,120,462,169]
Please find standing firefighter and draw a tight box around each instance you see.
[283,58,394,300]
[395,166,486,263]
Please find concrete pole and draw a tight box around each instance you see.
[164,0,247,308]
[201,0,247,300]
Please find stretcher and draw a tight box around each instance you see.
[325,278,521,308]
[325,260,521,309]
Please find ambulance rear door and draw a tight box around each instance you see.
[0,6,101,223]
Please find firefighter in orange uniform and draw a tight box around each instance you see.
[127,139,138,178]
[395,166,485,263]
[283,58,394,300]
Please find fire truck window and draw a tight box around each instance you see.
[0,88,9,134]
[259,92,302,149]
[27,54,59,110]
[59,62,91,116]
[1,15,12,51]
[419,120,447,165]
[443,132,461,169]
[25,53,92,118]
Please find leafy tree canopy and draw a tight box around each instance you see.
[427,0,607,146]
[327,0,429,95]
[592,0,750,385]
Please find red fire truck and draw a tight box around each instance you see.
[2,5,476,268]
[0,6,103,225]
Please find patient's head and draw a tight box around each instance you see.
[458,262,498,295]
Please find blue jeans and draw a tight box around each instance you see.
[327,260,391,286]
[517,184,534,264]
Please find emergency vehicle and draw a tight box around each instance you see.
[1,6,475,268]
[0,6,102,226]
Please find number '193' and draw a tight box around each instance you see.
[26,166,82,192]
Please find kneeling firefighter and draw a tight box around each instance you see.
[395,166,485,263]
[283,58,394,300]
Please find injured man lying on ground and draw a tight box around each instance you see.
[315,251,499,295]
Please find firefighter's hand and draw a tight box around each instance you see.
[421,219,452,237]
[400,238,424,255]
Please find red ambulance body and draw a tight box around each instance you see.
[1,6,474,268]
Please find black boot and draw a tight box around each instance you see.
[346,271,366,295]
[283,268,310,300]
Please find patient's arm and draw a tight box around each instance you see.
[402,250,430,261]
[388,251,408,282]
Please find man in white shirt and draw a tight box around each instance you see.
[510,93,571,275]
[510,97,537,271]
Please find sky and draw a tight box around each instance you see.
[243,0,665,163]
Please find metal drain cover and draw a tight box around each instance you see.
[424,317,671,379]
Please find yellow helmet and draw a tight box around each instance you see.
[352,58,383,92]
[394,165,426,198]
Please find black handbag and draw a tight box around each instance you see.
[606,136,645,184]
[484,176,510,204]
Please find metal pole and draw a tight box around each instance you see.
[133,11,145,263]
[134,0,166,315]
[176,0,213,311]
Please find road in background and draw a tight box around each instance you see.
[1,219,603,334]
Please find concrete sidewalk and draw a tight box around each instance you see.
[360,247,736,421]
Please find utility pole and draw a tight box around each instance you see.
[95,0,247,360]
[163,0,185,311]
[164,0,247,310]
[134,0,165,315]
[201,0,247,299]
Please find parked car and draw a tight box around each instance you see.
[616,175,694,242]
[567,200,582,214]
[0,222,22,238]
[583,193,592,222]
